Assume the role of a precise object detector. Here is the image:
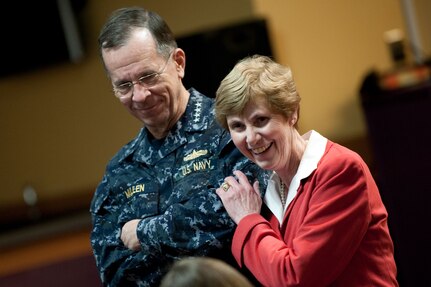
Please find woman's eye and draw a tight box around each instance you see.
[229,122,244,131]
[255,117,269,127]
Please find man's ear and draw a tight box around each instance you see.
[173,48,186,78]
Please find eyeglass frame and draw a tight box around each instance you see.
[112,50,174,99]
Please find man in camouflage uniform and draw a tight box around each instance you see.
[90,7,267,286]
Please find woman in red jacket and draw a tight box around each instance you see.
[214,55,398,287]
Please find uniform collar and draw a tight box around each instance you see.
[118,88,214,165]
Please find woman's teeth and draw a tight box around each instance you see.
[252,143,271,154]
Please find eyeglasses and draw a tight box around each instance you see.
[113,51,173,99]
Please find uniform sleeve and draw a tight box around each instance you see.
[232,153,372,287]
[90,174,167,287]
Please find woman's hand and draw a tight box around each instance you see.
[216,170,262,224]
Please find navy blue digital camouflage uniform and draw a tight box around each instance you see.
[90,89,268,286]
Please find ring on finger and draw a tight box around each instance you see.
[221,182,230,192]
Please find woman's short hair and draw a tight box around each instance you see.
[160,257,254,287]
[215,55,301,130]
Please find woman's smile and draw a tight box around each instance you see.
[250,142,273,155]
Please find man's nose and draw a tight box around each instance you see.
[131,84,150,101]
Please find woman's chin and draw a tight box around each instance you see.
[253,159,274,171]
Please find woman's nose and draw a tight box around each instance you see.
[246,128,260,146]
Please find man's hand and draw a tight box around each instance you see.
[121,219,142,251]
